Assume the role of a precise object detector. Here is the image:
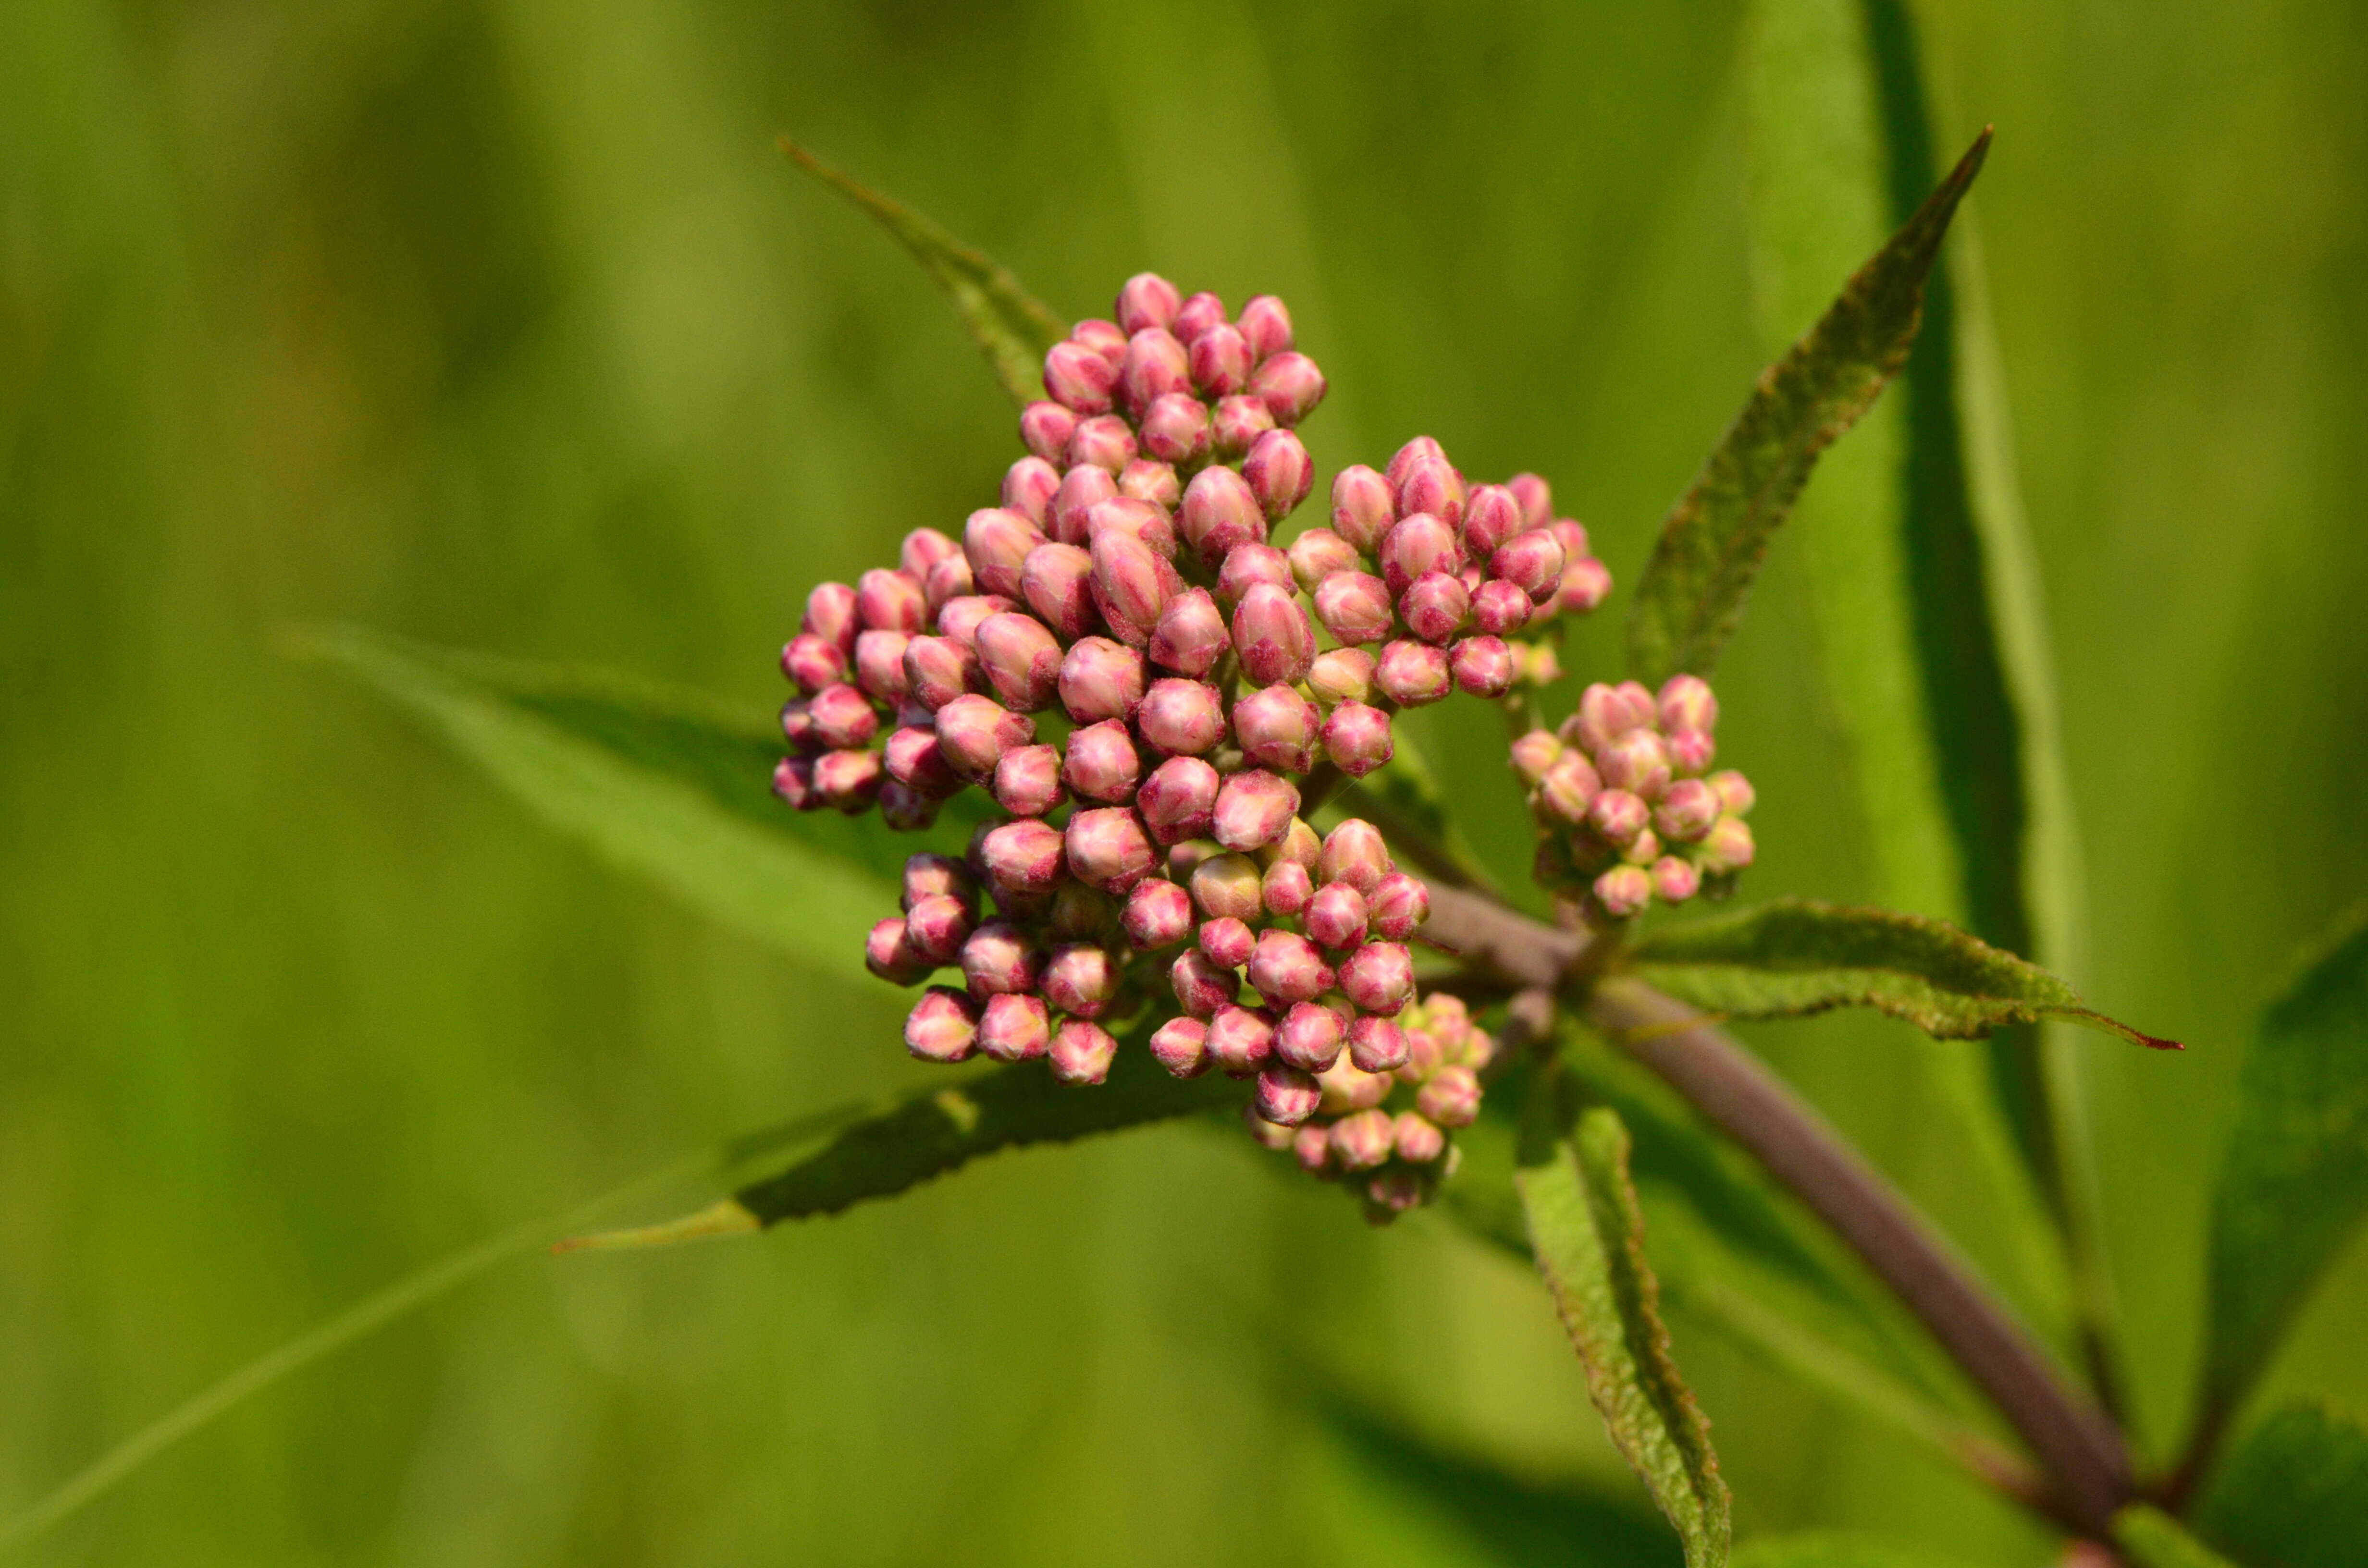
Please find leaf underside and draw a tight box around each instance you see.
[779,138,1066,406]
[1625,127,1990,687]
[2193,1398,2368,1568]
[1627,898,2179,1050]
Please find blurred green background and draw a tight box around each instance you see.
[4,1,2365,1563]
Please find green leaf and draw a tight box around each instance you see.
[779,138,1066,406]
[1625,899,2179,1051]
[1624,126,1986,687]
[2193,1399,2368,1568]
[1730,1535,1977,1568]
[2115,1506,2240,1568]
[1334,724,1502,895]
[1517,1091,1731,1568]
[290,625,987,980]
[2197,907,2368,1424]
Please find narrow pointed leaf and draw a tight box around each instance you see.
[2196,907,2368,1424]
[1518,1093,1730,1568]
[1625,128,1988,686]
[2115,1507,2240,1568]
[780,138,1066,406]
[2193,1400,2368,1568]
[1731,1537,1978,1568]
[1626,899,2179,1050]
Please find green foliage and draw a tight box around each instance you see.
[1626,899,2177,1050]
[780,139,1067,405]
[1518,1091,1731,1568]
[1730,1535,1973,1568]
[2115,1506,2238,1568]
[1334,725,1501,894]
[2198,907,2368,1421]
[2194,1400,2368,1568]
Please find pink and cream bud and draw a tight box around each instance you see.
[1115,272,1183,335]
[1058,637,1146,724]
[1330,465,1396,552]
[1470,578,1534,637]
[1044,339,1117,415]
[1450,636,1516,698]
[1262,858,1314,919]
[1250,352,1327,427]
[1122,878,1195,950]
[1178,466,1267,569]
[1416,1065,1481,1127]
[1064,806,1157,893]
[1206,1004,1276,1077]
[1213,770,1301,852]
[975,613,1064,712]
[1042,943,1121,1018]
[904,986,980,1063]
[1461,484,1524,556]
[960,921,1042,998]
[1020,400,1079,464]
[934,692,1032,779]
[1256,1065,1323,1126]
[993,743,1066,817]
[1209,394,1276,460]
[1651,856,1702,904]
[1592,864,1652,919]
[1698,816,1757,874]
[1137,678,1228,756]
[1490,529,1567,600]
[1374,638,1452,707]
[1586,787,1650,846]
[1049,1019,1119,1086]
[1138,392,1210,466]
[1242,429,1313,521]
[1233,684,1320,773]
[1654,778,1722,843]
[781,633,847,693]
[1188,851,1266,923]
[1367,873,1430,941]
[1229,583,1316,686]
[1308,648,1378,706]
[1305,882,1370,951]
[1147,588,1230,676]
[1319,700,1395,778]
[980,819,1067,895]
[1274,1002,1344,1073]
[1118,327,1191,416]
[1378,513,1463,596]
[1340,941,1414,1015]
[1137,755,1222,842]
[1198,916,1255,969]
[802,580,860,655]
[976,992,1051,1063]
[1248,929,1334,1006]
[867,918,930,985]
[1347,1015,1409,1073]
[964,508,1045,599]
[1313,570,1394,646]
[1330,1108,1396,1170]
[1188,322,1253,396]
[1319,819,1393,893]
[1149,1016,1210,1077]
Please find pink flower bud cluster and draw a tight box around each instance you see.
[1241,992,1495,1222]
[1513,675,1758,921]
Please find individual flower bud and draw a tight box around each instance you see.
[1416,993,1471,1053]
[1557,556,1613,614]
[1207,1003,1276,1077]
[1304,882,1370,950]
[1592,864,1652,920]
[1064,805,1156,893]
[884,725,962,798]
[1255,1065,1322,1126]
[1176,289,1226,343]
[1280,528,1353,594]
[1657,673,1719,735]
[1119,459,1181,512]
[1062,719,1142,803]
[1209,393,1276,460]
[993,743,1066,817]
[1347,1014,1409,1073]
[1149,1016,1210,1078]
[1210,547,1288,614]
[1137,679,1228,757]
[1490,528,1568,600]
[1586,787,1650,845]
[1243,429,1313,521]
[1568,681,1638,751]
[1115,271,1182,335]
[1243,1104,1295,1150]
[852,630,914,706]
[1320,1052,1395,1112]
[1120,878,1194,951]
[802,580,860,655]
[1045,640,1138,728]
[1509,729,1563,788]
[939,594,1020,650]
[1654,778,1722,843]
[1598,728,1673,799]
[1089,528,1171,647]
[1378,513,1462,596]
[1042,943,1121,1018]
[960,921,1042,998]
[1137,755,1221,842]
[1085,495,1179,560]
[1250,351,1327,426]
[1135,393,1209,468]
[1231,684,1319,773]
[1020,400,1079,464]
[999,458,1062,527]
[1189,850,1266,922]
[964,507,1046,599]
[777,698,816,756]
[1414,1064,1480,1127]
[1469,578,1534,637]
[1131,596,1218,684]
[903,892,973,966]
[1236,294,1295,360]
[1651,856,1702,904]
[814,748,884,811]
[1319,819,1393,893]
[1374,638,1452,707]
[866,918,930,985]
[1172,949,1243,1018]
[1044,338,1117,414]
[1273,1001,1344,1073]
[1448,636,1516,698]
[1308,647,1378,706]
[903,851,979,913]
[1298,574,1385,652]
[1393,1112,1447,1164]
[1262,858,1314,918]
[1330,1107,1396,1170]
[1017,544,1099,640]
[1171,466,1259,567]
[1493,473,1545,527]
[901,635,977,712]
[1519,642,1565,687]
[935,692,1033,779]
[1199,915,1256,969]
[1340,941,1414,1014]
[924,552,976,612]
[1319,700,1395,778]
[1665,727,1716,775]
[1395,452,1466,528]
[1119,326,1191,416]
[1269,815,1321,870]
[976,612,1064,712]
[1248,928,1333,1006]
[1049,1019,1119,1085]
[1461,484,1525,556]
[1214,770,1300,852]
[1066,413,1139,476]
[1698,815,1756,874]
[1394,1026,1443,1085]
[1622,825,1664,867]
[1230,583,1317,687]
[904,986,979,1063]
[1047,464,1116,547]
[1709,770,1756,816]
[1367,873,1429,941]
[1188,321,1252,395]
[1293,1122,1334,1173]
[780,633,848,694]
[1072,318,1129,364]
[977,992,1051,1063]
[980,818,1066,895]
[1401,573,1475,649]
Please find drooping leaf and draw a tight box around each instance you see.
[291,625,988,980]
[1517,1089,1730,1568]
[1626,899,2179,1051]
[1730,1535,1977,1568]
[2115,1506,2239,1568]
[2193,1399,2368,1568]
[1624,127,1987,687]
[2196,906,2368,1425]
[779,138,1066,406]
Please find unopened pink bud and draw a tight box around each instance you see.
[866,917,930,985]
[814,748,884,811]
[1119,458,1181,511]
[1043,338,1117,415]
[1122,878,1194,951]
[1281,530,1353,596]
[964,507,1046,599]
[1243,429,1313,521]
[1189,851,1265,922]
[1319,700,1395,778]
[1243,1104,1295,1150]
[852,630,913,707]
[1255,1064,1322,1125]
[1340,942,1414,1014]
[1115,272,1183,336]
[1509,729,1563,788]
[903,851,979,913]
[781,633,848,694]
[1209,394,1276,460]
[1248,928,1333,1006]
[883,726,961,800]
[1137,754,1222,842]
[903,892,973,965]
[1699,816,1756,874]
[1250,351,1326,427]
[1385,439,1443,490]
[802,580,860,655]
[1015,544,1098,640]
[1490,529,1567,600]
[979,819,1066,896]
[1049,1019,1119,1085]
[934,692,1032,779]
[1461,484,1525,556]
[1328,465,1395,553]
[1448,636,1515,698]
[924,552,975,612]
[1308,647,1378,706]
[996,459,1060,528]
[1305,882,1370,950]
[1375,638,1452,707]
[1236,294,1294,360]
[1570,681,1653,751]
[1198,915,1256,969]
[1657,673,1718,734]
[1381,1112,1440,1164]
[1268,815,1320,872]
[1293,1122,1334,1173]
[1126,682,1228,767]
[1598,728,1672,799]
[1207,1003,1276,1077]
[805,684,879,751]
[960,920,1042,999]
[1088,528,1171,648]
[1149,1016,1210,1078]
[1084,496,1178,561]
[1213,770,1301,851]
[1175,289,1227,344]
[902,635,979,712]
[1395,453,1466,528]
[1367,873,1429,940]
[1064,806,1156,894]
[1048,464,1117,547]
[1654,778,1722,843]
[1118,327,1191,416]
[1137,392,1210,467]
[1320,1054,1395,1114]
[1400,571,1471,644]
[1134,593,1218,682]
[1412,1064,1479,1128]
[1623,826,1664,867]
[975,613,1064,712]
[1072,318,1129,364]
[905,985,980,1063]
[992,743,1066,817]
[1666,727,1716,775]
[1330,1108,1396,1170]
[1020,400,1079,464]
[1588,863,1650,919]
[1230,583,1316,687]
[1231,684,1319,773]
[1651,856,1701,904]
[1469,578,1534,637]
[1044,642,1137,729]
[1187,321,1252,396]
[1273,1001,1344,1073]
[1306,570,1388,647]
[1172,949,1243,1018]
[1556,556,1613,614]
[1262,858,1314,919]
[1498,472,1547,527]
[977,992,1050,1063]
[1176,467,1264,571]
[1319,819,1393,893]
[1347,1015,1408,1073]
[1587,787,1650,845]
[1058,719,1138,804]
[1378,513,1462,597]
[1042,943,1121,1018]
[1710,770,1756,816]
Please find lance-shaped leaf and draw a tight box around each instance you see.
[2114,1507,2239,1568]
[2193,1399,2368,1568]
[1517,1088,1730,1568]
[2195,907,2368,1429]
[1626,899,2179,1051]
[291,625,989,980]
[1625,128,1989,686]
[1731,1536,1978,1568]
[780,138,1066,406]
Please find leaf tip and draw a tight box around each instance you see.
[554,1199,761,1255]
